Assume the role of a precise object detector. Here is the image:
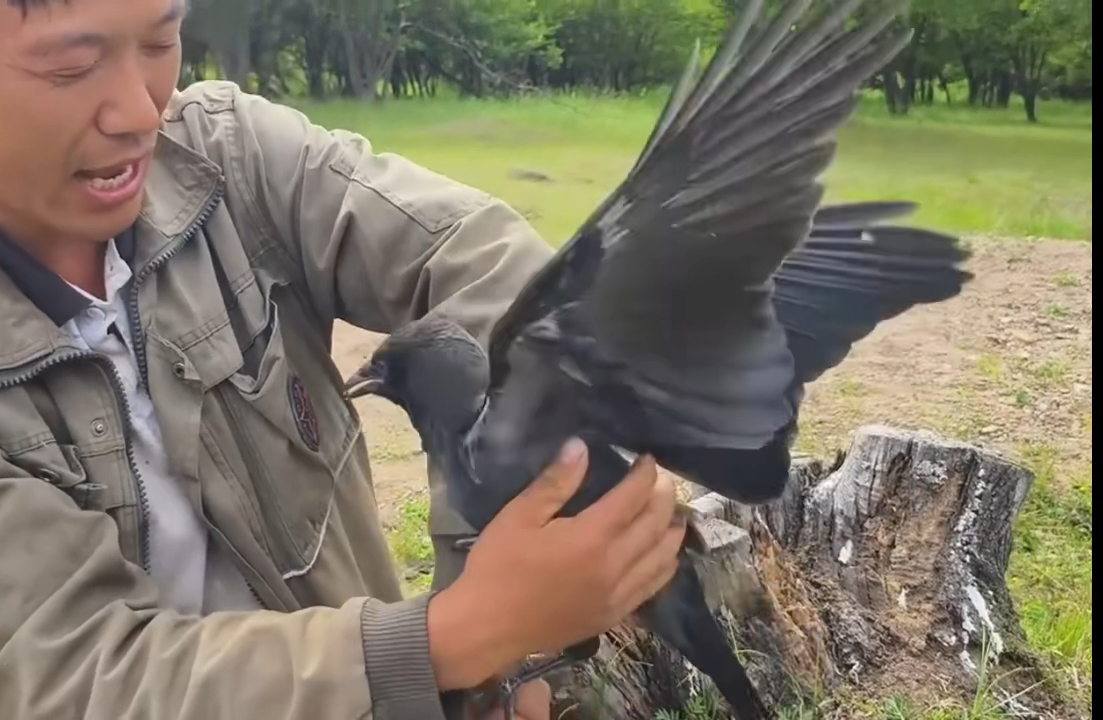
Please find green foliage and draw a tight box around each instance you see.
[385,497,435,596]
[180,0,1093,122]
[652,688,728,720]
[1008,445,1093,689]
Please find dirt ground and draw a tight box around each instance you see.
[329,237,1093,528]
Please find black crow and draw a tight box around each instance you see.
[345,0,972,716]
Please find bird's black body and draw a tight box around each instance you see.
[346,0,973,716]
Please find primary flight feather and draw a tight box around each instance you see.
[345,0,973,716]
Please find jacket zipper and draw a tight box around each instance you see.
[123,185,267,609]
[125,185,225,394]
[104,184,225,577]
[123,185,268,609]
[6,184,269,609]
[2,185,222,572]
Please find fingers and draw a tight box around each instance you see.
[577,454,664,534]
[612,521,686,614]
[499,438,589,528]
[604,469,679,574]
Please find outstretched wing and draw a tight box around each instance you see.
[483,0,966,500]
[775,204,972,386]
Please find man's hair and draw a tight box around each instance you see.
[9,0,59,12]
[9,0,186,13]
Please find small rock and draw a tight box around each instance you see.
[979,425,999,435]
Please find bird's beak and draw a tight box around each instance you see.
[343,365,385,399]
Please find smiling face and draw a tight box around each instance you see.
[0,0,185,253]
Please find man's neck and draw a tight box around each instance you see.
[21,237,108,301]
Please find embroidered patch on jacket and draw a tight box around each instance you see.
[287,375,321,452]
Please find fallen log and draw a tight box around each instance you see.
[547,425,1073,719]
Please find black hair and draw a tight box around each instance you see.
[9,0,61,14]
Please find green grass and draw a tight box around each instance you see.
[386,497,435,596]
[292,91,1092,242]
[1008,445,1093,699]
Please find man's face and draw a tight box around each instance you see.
[0,0,184,248]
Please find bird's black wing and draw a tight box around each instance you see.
[483,0,958,500]
[775,205,972,386]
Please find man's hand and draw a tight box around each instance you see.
[428,438,685,690]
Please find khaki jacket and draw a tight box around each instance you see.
[0,81,553,719]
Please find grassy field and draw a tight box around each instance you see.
[296,92,1092,242]
[301,92,1092,717]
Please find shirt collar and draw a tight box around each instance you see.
[0,225,137,327]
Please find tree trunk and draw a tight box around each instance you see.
[341,29,366,97]
[938,73,952,104]
[547,426,1066,719]
[1023,92,1039,123]
[1013,42,1048,123]
[961,51,979,105]
[882,71,902,114]
[996,71,1013,108]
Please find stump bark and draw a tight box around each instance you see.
[549,425,1064,719]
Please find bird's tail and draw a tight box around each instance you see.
[773,200,973,385]
[640,558,770,720]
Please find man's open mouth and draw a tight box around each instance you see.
[77,162,139,192]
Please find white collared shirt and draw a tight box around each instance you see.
[59,239,260,615]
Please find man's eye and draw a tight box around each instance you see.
[144,40,179,56]
[49,65,96,84]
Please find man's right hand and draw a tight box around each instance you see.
[427,437,686,691]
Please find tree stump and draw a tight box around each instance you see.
[549,425,1069,719]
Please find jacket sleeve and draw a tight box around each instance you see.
[0,456,378,720]
[225,87,556,347]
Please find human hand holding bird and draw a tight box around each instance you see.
[426,438,684,691]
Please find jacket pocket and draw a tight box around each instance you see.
[208,282,357,578]
[4,441,108,511]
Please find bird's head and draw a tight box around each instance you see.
[344,316,491,438]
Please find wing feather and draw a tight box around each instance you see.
[482,0,970,500]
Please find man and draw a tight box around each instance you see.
[0,0,687,718]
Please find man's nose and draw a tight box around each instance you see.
[96,56,163,139]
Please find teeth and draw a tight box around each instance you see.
[88,163,136,191]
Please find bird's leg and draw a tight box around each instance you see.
[497,653,580,720]
[498,637,602,717]
[451,536,600,715]
[465,639,602,718]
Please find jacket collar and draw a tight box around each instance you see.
[0,129,224,374]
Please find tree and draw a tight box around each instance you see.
[1010,0,1084,121]
[174,0,1091,120]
